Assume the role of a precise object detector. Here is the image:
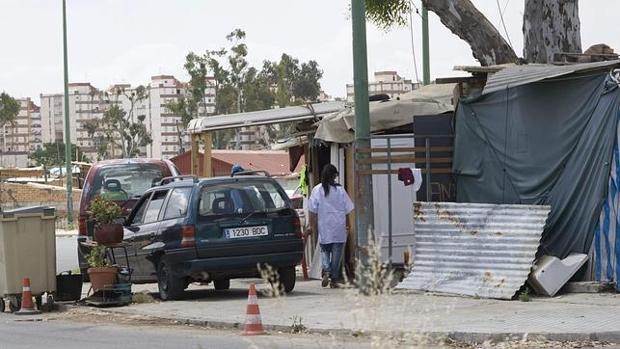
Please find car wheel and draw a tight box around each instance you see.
[213,279,230,290]
[278,266,296,293]
[157,260,184,301]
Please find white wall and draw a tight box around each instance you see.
[371,136,417,265]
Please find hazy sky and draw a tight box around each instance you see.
[1,1,619,103]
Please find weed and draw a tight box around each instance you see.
[518,288,531,302]
[289,315,306,334]
[348,236,394,296]
[132,292,156,304]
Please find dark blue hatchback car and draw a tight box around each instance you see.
[122,173,304,300]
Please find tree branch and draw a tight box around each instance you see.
[422,0,518,66]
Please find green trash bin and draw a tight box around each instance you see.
[0,206,56,311]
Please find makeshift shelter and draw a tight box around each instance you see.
[312,83,457,268]
[452,60,620,286]
[315,83,455,143]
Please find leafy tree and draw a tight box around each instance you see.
[0,92,20,128]
[226,29,249,113]
[261,54,323,106]
[82,118,109,160]
[242,67,275,112]
[30,143,89,168]
[365,0,411,29]
[365,0,581,65]
[100,87,152,159]
[294,60,323,102]
[174,29,324,149]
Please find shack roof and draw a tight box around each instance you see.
[186,101,345,134]
[314,83,456,144]
[455,60,620,95]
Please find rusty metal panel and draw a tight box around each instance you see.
[398,202,550,299]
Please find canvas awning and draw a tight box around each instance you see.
[314,83,456,143]
[186,101,345,134]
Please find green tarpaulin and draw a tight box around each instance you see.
[454,71,620,258]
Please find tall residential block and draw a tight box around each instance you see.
[0,98,41,167]
[39,75,216,161]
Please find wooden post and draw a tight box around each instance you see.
[202,132,212,178]
[190,133,199,176]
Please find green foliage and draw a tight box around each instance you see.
[86,244,111,268]
[29,143,89,168]
[289,315,307,334]
[365,0,412,29]
[89,196,122,225]
[99,87,152,158]
[243,67,275,112]
[0,92,20,128]
[175,28,324,149]
[518,287,531,302]
[262,53,323,107]
[293,60,323,102]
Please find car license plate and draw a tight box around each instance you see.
[225,226,269,239]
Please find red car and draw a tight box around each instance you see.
[77,159,180,276]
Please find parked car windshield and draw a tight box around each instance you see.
[91,164,166,202]
[199,180,289,216]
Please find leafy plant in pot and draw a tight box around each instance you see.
[86,244,117,292]
[89,196,124,245]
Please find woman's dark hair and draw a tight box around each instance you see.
[321,164,340,196]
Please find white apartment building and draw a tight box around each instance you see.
[346,71,420,102]
[0,98,42,168]
[40,75,216,161]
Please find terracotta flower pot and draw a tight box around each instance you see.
[87,266,118,292]
[94,223,124,246]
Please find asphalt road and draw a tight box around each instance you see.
[0,315,366,349]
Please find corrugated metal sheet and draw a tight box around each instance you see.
[482,60,620,95]
[398,202,550,299]
[187,101,345,134]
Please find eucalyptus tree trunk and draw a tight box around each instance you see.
[421,0,517,66]
[523,0,581,63]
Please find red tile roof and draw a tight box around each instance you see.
[171,150,303,177]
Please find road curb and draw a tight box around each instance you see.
[88,307,620,344]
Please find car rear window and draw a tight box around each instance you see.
[199,181,288,216]
[90,163,166,201]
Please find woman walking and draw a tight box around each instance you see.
[307,164,354,287]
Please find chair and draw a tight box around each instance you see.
[101,179,128,201]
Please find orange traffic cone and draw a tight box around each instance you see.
[242,283,266,336]
[15,277,40,315]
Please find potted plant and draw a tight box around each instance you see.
[86,244,117,292]
[89,196,124,245]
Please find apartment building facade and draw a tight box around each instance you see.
[0,98,42,167]
[346,71,419,102]
[39,75,216,161]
